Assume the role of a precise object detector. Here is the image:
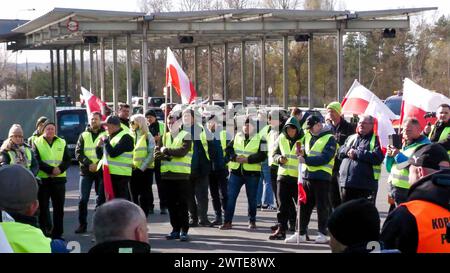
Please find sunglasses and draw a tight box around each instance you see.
[129,121,135,126]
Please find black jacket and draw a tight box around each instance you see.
[75,126,105,176]
[101,128,134,158]
[34,136,71,183]
[0,144,39,176]
[338,132,385,191]
[158,130,193,181]
[429,120,450,142]
[380,169,450,253]
[330,117,356,173]
[89,240,151,253]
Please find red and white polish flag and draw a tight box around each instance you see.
[101,146,115,201]
[342,80,396,149]
[166,47,197,104]
[81,87,107,120]
[400,78,450,129]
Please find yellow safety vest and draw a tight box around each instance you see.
[121,122,131,133]
[345,133,382,180]
[158,121,165,135]
[431,126,450,156]
[389,142,423,189]
[304,132,335,176]
[34,136,67,179]
[267,129,280,167]
[7,147,32,170]
[259,125,270,140]
[107,130,133,176]
[0,222,51,253]
[132,133,153,169]
[161,131,192,174]
[277,134,301,178]
[81,131,106,165]
[229,133,262,172]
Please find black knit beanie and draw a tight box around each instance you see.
[327,198,380,247]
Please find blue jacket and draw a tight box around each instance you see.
[210,128,229,172]
[303,127,337,182]
[338,132,385,191]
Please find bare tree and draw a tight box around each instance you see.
[137,0,171,13]
[224,0,250,9]
[261,0,301,9]
[304,0,335,10]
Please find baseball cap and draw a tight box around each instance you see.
[305,115,321,129]
[0,165,38,212]
[145,109,156,118]
[102,115,121,126]
[406,143,449,170]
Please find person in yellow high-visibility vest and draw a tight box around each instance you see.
[156,111,192,242]
[97,116,134,200]
[1,124,38,176]
[129,114,155,217]
[297,115,337,244]
[424,103,450,155]
[145,109,168,215]
[33,121,71,239]
[74,111,107,234]
[0,165,52,253]
[220,115,267,230]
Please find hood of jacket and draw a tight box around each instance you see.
[282,117,303,141]
[408,169,450,210]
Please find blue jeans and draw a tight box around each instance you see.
[224,173,260,223]
[78,175,104,225]
[257,159,274,206]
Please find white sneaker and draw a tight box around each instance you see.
[285,232,307,244]
[314,233,329,244]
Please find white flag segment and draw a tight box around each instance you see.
[342,79,397,120]
[401,78,450,129]
[81,87,106,119]
[365,96,396,148]
[166,47,197,104]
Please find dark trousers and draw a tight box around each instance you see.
[209,170,228,219]
[164,178,190,233]
[154,160,168,209]
[111,175,131,201]
[78,174,105,226]
[188,173,210,223]
[270,166,279,207]
[38,180,66,239]
[341,187,376,204]
[130,169,154,216]
[300,179,330,236]
[276,177,298,231]
[329,171,342,209]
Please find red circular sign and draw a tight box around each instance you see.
[67,19,79,32]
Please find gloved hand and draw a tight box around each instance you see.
[298,183,307,204]
[154,151,164,161]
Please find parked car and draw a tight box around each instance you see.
[36,95,73,107]
[56,108,88,160]
[133,106,165,121]
[133,96,166,108]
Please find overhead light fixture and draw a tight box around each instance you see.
[83,36,98,44]
[294,34,310,42]
[383,28,396,38]
[179,36,194,44]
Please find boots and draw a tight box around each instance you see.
[269,227,286,240]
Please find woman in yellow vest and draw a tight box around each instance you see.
[156,111,193,242]
[269,117,304,240]
[220,115,267,230]
[33,121,71,239]
[1,124,38,176]
[129,114,155,217]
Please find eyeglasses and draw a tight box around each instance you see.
[129,121,135,126]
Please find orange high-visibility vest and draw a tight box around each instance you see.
[402,200,450,253]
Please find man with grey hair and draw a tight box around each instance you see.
[337,115,384,203]
[89,199,150,253]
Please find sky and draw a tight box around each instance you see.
[1,0,448,63]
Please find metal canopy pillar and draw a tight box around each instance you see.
[181,48,186,71]
[282,35,289,109]
[100,38,106,109]
[63,48,68,101]
[56,49,61,98]
[223,43,229,105]
[80,46,84,89]
[126,34,133,108]
[194,47,199,94]
[142,22,149,114]
[241,41,246,106]
[112,37,119,114]
[50,50,55,97]
[208,44,213,103]
[308,33,314,109]
[337,22,345,102]
[71,46,76,106]
[260,37,266,105]
[89,44,95,94]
